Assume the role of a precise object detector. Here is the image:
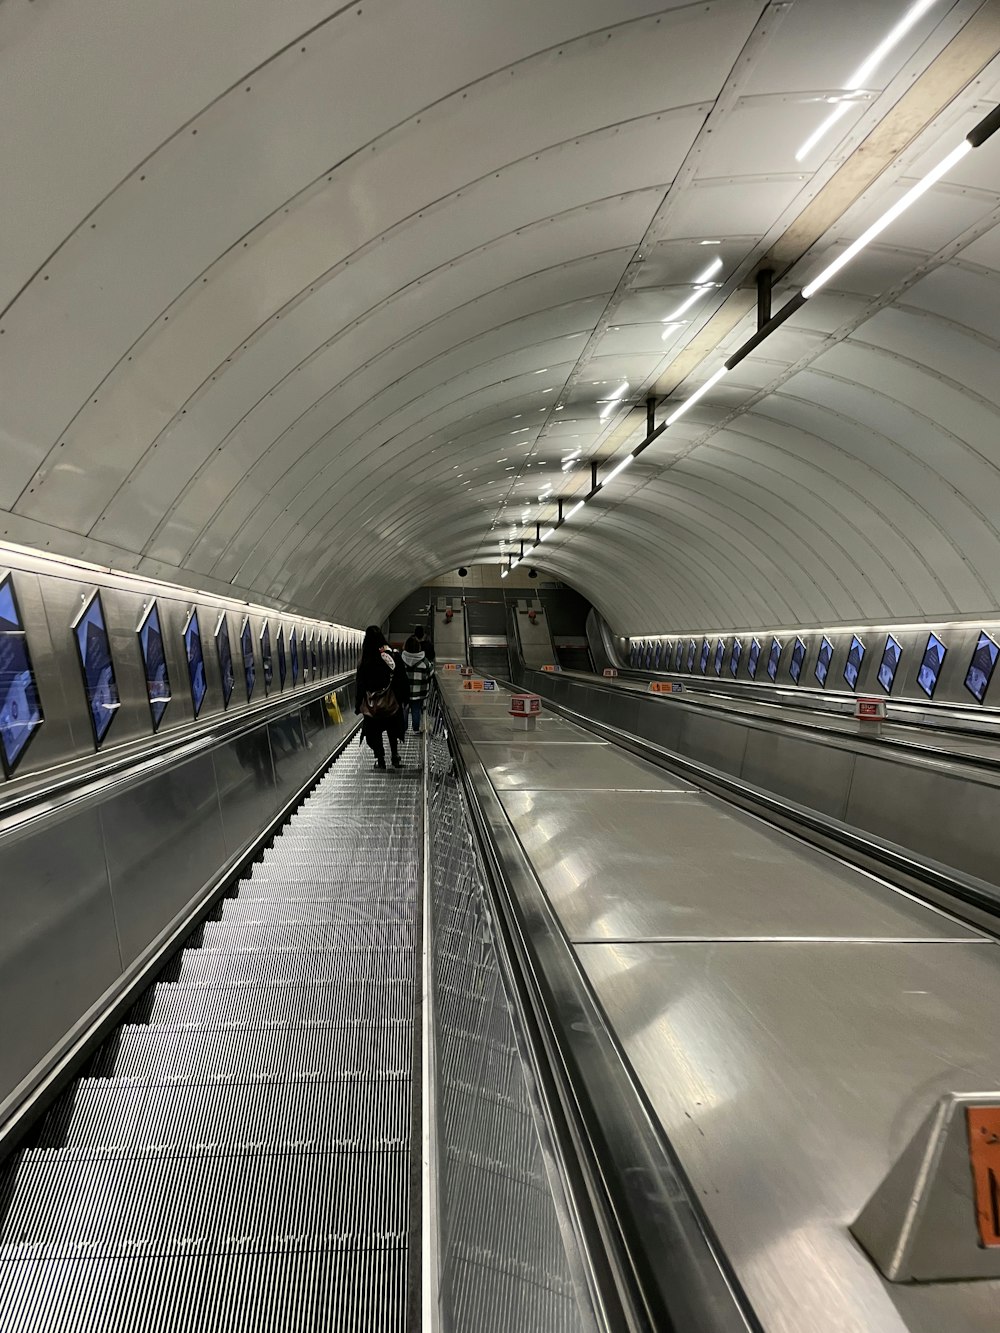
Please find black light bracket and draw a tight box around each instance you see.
[646,395,656,435]
[756,268,773,330]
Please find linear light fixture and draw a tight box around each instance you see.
[509,102,1000,566]
[796,0,941,162]
[598,380,630,420]
[801,138,972,296]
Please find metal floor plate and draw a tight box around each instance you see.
[498,789,978,942]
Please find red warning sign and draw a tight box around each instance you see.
[967,1107,1000,1248]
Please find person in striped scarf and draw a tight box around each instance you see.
[401,635,433,735]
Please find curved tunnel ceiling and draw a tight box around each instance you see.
[3,0,1000,632]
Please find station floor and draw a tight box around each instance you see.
[439,673,1000,1333]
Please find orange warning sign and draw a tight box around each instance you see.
[967,1107,1000,1247]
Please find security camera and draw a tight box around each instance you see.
[458,566,468,578]
[528,568,538,579]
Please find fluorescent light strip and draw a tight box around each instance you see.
[602,454,634,484]
[802,138,971,298]
[795,0,940,162]
[566,500,585,519]
[664,366,729,425]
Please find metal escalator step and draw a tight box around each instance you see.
[145,979,413,1029]
[0,1246,407,1333]
[31,1077,411,1159]
[198,920,414,952]
[177,945,414,987]
[0,1147,409,1258]
[217,899,413,926]
[102,1021,412,1084]
[234,875,416,900]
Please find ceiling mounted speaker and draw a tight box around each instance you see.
[528,568,538,579]
[458,567,468,578]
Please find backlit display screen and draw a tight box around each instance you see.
[730,638,742,677]
[789,637,806,685]
[843,635,865,690]
[137,602,171,732]
[277,626,287,689]
[0,573,44,775]
[877,634,901,693]
[644,641,653,669]
[965,631,999,704]
[216,614,235,709]
[748,638,761,678]
[73,591,120,748]
[261,622,273,694]
[917,633,946,700]
[654,642,662,669]
[687,639,696,671]
[240,617,255,701]
[815,636,833,687]
[699,638,710,673]
[673,641,684,671]
[184,610,207,717]
[766,637,782,682]
[310,635,318,679]
[290,628,299,685]
[714,638,725,675]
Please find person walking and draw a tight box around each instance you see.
[354,625,409,770]
[414,623,435,665]
[401,635,433,735]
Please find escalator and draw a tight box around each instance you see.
[0,737,420,1332]
[0,691,760,1333]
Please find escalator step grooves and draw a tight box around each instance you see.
[0,741,419,1330]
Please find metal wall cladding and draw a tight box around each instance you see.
[625,620,1000,714]
[425,716,587,1333]
[0,545,361,804]
[0,682,355,1119]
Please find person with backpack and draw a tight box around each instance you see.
[414,623,435,664]
[354,625,409,769]
[401,635,433,735]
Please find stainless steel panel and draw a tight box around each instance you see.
[213,729,277,857]
[100,752,226,965]
[460,715,596,742]
[846,752,1000,884]
[0,806,121,1105]
[741,726,857,820]
[476,740,676,790]
[498,790,978,942]
[577,940,1000,1333]
[676,707,749,777]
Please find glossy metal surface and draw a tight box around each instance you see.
[0,681,355,1119]
[521,665,1000,892]
[578,941,1000,1333]
[443,672,1000,1332]
[476,740,679,791]
[498,790,977,944]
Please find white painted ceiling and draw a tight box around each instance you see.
[2,0,1000,633]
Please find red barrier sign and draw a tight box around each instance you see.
[855,696,886,721]
[603,668,619,677]
[510,694,542,717]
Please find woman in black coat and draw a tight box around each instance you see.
[354,625,410,769]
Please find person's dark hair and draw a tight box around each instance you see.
[414,625,425,641]
[360,624,387,665]
[404,635,420,654]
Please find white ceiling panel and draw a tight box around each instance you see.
[4,0,1000,632]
